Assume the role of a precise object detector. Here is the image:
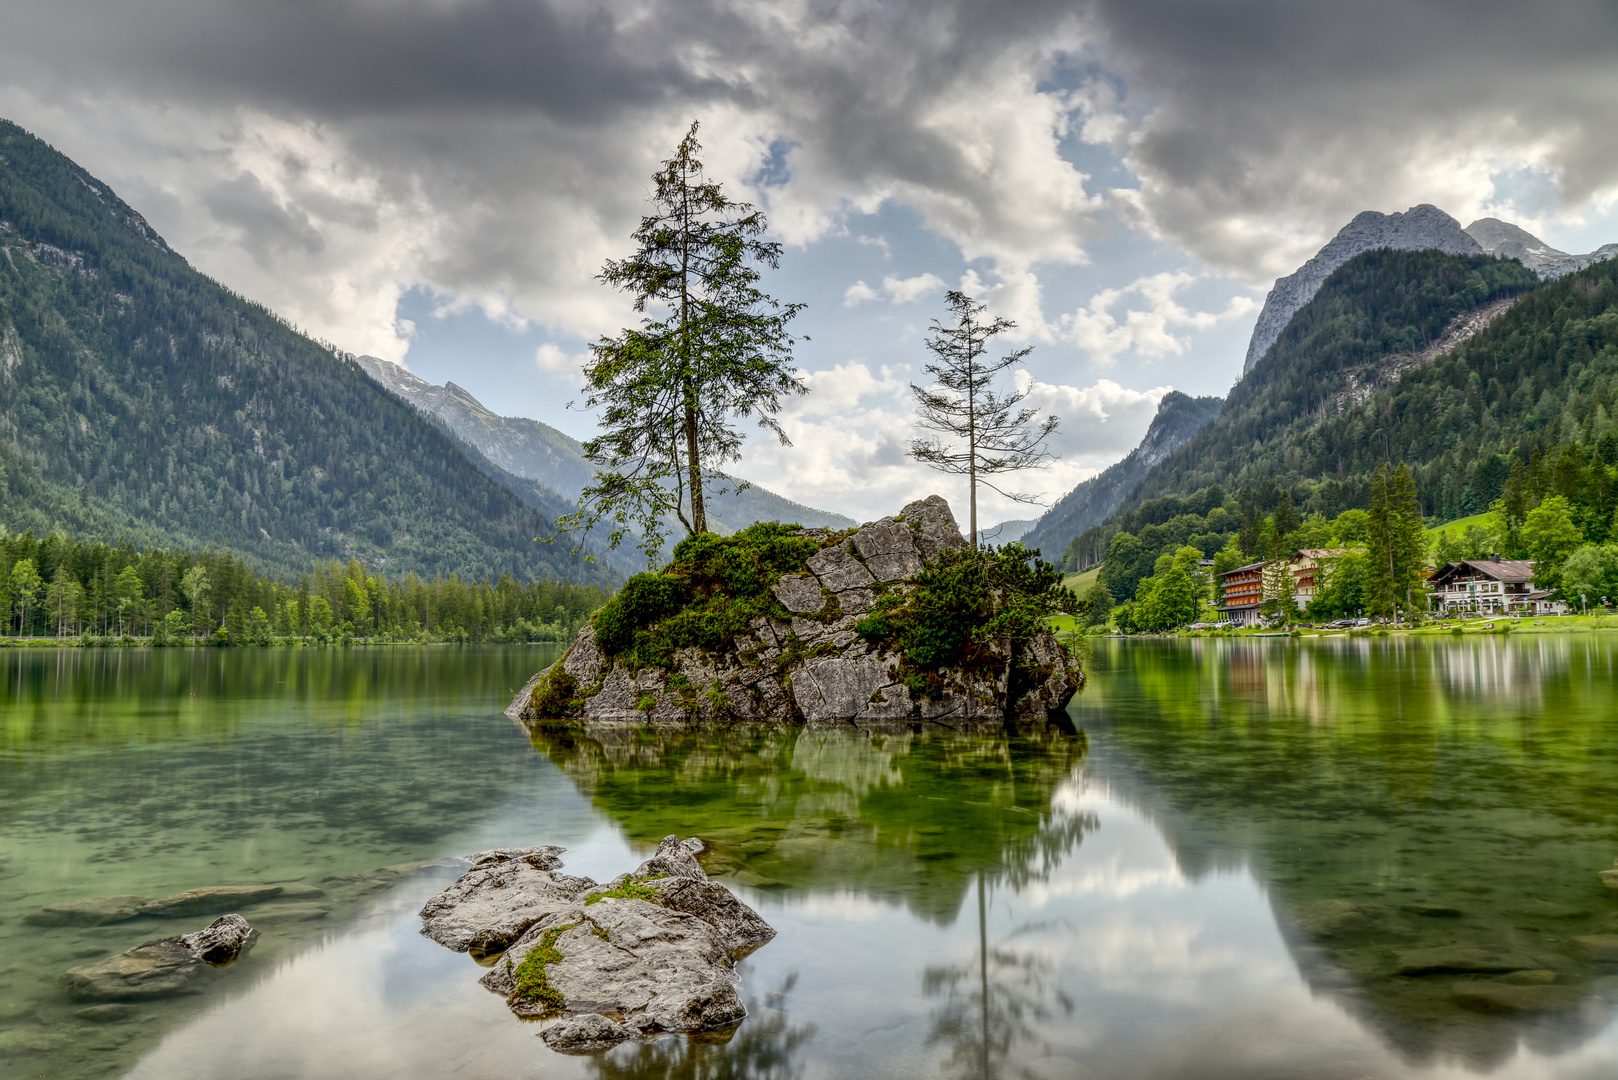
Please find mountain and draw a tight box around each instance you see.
[1242,205,1483,375]
[1464,217,1618,278]
[351,354,594,501]
[1018,391,1223,568]
[1123,249,1540,517]
[980,518,1035,544]
[0,117,609,584]
[352,354,858,538]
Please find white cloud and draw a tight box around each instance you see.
[842,272,946,307]
[1051,271,1257,366]
[535,342,590,374]
[738,362,1172,525]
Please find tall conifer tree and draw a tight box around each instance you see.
[909,291,1058,547]
[564,122,807,564]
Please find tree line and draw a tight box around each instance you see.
[0,528,610,644]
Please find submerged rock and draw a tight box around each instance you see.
[1599,861,1618,892]
[1392,945,1544,976]
[24,895,148,927]
[1451,980,1585,1014]
[140,885,284,917]
[509,495,1084,727]
[61,914,258,1001]
[1572,935,1618,963]
[542,1012,637,1053]
[421,836,775,1052]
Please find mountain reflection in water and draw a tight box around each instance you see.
[1075,635,1618,1071]
[8,642,1618,1080]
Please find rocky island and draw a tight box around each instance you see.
[510,496,1083,725]
[418,836,774,1052]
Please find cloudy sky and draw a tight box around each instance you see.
[5,0,1618,524]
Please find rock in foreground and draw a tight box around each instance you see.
[419,836,775,1051]
[61,914,258,1001]
[511,496,1084,726]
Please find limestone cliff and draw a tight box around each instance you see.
[510,496,1084,726]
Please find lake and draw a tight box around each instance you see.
[2,637,1616,1079]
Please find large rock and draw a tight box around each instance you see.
[512,495,1083,726]
[422,838,773,1052]
[497,899,746,1030]
[418,852,597,955]
[61,914,258,1002]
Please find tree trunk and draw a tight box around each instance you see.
[683,381,706,535]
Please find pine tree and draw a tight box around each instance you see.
[564,121,807,564]
[1390,463,1428,616]
[1366,463,1397,620]
[909,291,1059,546]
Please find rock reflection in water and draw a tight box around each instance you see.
[1076,634,1618,1071]
[520,720,1091,922]
[586,978,815,1080]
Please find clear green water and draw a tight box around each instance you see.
[1,638,1616,1080]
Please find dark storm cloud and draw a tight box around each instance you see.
[1086,0,1618,276]
[3,0,1613,341]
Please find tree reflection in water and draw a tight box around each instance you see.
[923,877,1075,1080]
[586,978,815,1080]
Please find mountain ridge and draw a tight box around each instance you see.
[351,354,858,543]
[1017,391,1224,568]
[0,116,609,584]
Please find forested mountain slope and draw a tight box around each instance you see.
[1122,250,1543,515]
[1016,391,1222,566]
[0,118,608,583]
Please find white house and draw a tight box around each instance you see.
[1427,557,1570,615]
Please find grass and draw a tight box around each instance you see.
[509,920,581,1013]
[583,874,666,905]
[1062,566,1101,593]
[1424,513,1490,538]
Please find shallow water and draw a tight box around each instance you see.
[1,638,1616,1079]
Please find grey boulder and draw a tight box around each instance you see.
[542,1012,637,1053]
[426,837,773,1052]
[495,899,745,1032]
[418,852,596,955]
[61,914,258,1002]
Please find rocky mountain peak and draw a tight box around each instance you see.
[1242,205,1481,375]
[1465,217,1618,279]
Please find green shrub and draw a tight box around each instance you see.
[529,666,578,717]
[588,522,822,669]
[857,543,1075,692]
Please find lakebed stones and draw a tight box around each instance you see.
[419,836,774,1052]
[25,895,149,927]
[61,914,258,1002]
[26,884,288,927]
[1598,860,1618,891]
[512,495,1084,726]
[138,884,285,918]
